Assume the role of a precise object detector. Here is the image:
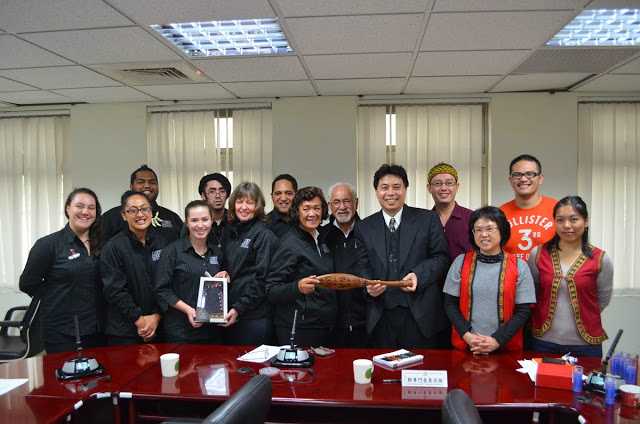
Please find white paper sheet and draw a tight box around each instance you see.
[516,359,538,383]
[0,378,28,396]
[237,345,283,363]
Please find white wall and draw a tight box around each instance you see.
[2,93,638,355]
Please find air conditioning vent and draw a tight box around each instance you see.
[92,62,208,85]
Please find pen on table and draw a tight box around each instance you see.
[382,378,401,384]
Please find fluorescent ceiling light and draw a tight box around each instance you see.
[547,9,640,47]
[151,18,293,57]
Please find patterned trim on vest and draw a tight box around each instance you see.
[464,253,477,321]
[497,254,508,323]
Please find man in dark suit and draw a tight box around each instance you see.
[356,164,450,348]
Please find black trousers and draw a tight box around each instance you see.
[223,317,273,346]
[45,333,105,354]
[371,307,449,349]
[330,325,369,348]
[275,326,331,348]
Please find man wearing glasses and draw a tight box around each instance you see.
[500,154,556,260]
[323,182,367,347]
[427,163,472,262]
[198,173,231,247]
[102,165,183,242]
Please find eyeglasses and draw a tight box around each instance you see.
[331,199,353,207]
[125,207,152,215]
[472,226,499,235]
[510,171,540,179]
[430,181,457,188]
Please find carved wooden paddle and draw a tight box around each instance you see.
[315,273,411,290]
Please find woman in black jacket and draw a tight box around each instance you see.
[221,182,278,345]
[101,190,169,345]
[155,200,224,343]
[20,188,105,353]
[266,186,337,347]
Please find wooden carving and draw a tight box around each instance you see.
[315,273,411,290]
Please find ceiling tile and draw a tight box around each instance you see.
[194,56,307,82]
[0,66,120,89]
[222,80,314,97]
[0,0,131,33]
[0,35,72,69]
[612,56,640,74]
[575,74,640,92]
[136,83,234,100]
[274,0,431,17]
[0,90,71,104]
[0,77,37,92]
[305,53,412,79]
[52,86,155,102]
[405,76,500,93]
[421,11,575,51]
[433,0,588,12]
[23,28,180,65]
[106,0,274,25]
[414,50,530,76]
[287,14,424,55]
[316,78,405,95]
[515,48,639,74]
[587,0,640,8]
[491,73,589,92]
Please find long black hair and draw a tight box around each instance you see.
[64,187,102,256]
[545,195,592,257]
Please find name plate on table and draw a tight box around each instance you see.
[401,370,448,388]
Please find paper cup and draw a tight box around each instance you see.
[353,359,373,384]
[160,353,180,378]
[619,384,640,408]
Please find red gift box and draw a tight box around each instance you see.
[535,360,573,390]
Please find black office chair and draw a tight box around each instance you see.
[163,374,272,424]
[442,389,483,424]
[0,297,44,361]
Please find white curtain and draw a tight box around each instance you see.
[578,103,640,291]
[232,109,273,205]
[0,116,67,289]
[356,106,388,216]
[147,109,273,216]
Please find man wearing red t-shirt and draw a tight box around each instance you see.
[500,154,557,260]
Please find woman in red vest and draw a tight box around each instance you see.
[528,196,613,357]
[444,206,536,353]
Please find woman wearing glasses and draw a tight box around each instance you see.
[101,190,169,345]
[443,206,536,353]
[20,188,105,353]
[528,196,613,357]
[154,200,224,344]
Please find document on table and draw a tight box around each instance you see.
[0,378,28,396]
[516,359,538,383]
[237,345,283,363]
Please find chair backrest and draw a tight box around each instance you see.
[442,389,483,424]
[21,297,44,358]
[203,374,272,424]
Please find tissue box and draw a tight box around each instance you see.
[535,360,573,390]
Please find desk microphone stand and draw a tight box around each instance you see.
[272,310,314,368]
[56,316,105,381]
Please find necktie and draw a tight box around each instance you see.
[389,217,397,233]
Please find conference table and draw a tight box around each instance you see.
[0,344,638,423]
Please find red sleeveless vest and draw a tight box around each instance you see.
[451,251,523,352]
[531,246,608,345]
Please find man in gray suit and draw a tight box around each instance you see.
[356,164,450,348]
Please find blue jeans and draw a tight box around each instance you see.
[530,337,602,358]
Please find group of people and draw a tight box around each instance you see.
[19,154,613,358]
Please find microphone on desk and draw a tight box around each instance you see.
[272,309,315,368]
[56,315,105,381]
[585,329,624,394]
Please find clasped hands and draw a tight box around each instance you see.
[366,272,418,297]
[135,313,160,341]
[462,332,500,354]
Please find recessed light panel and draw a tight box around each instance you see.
[151,19,293,57]
[547,9,640,47]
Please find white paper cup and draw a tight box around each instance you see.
[160,353,180,378]
[353,359,373,384]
